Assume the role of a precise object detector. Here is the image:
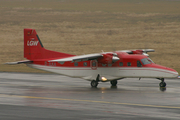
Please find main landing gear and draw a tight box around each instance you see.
[91,80,118,88]
[90,74,119,88]
[91,80,98,87]
[110,80,118,86]
[159,78,166,87]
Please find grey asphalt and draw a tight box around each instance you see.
[0,72,180,120]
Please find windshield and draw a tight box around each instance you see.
[147,58,154,63]
[141,58,153,65]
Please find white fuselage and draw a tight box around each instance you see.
[27,64,178,81]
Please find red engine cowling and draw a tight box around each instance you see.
[98,53,119,64]
[132,50,143,54]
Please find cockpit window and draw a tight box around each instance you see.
[148,58,154,63]
[141,58,153,65]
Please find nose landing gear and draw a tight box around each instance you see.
[159,78,166,87]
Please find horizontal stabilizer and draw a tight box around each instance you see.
[4,60,32,65]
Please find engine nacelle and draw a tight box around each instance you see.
[132,50,143,54]
[98,53,119,64]
[131,49,154,56]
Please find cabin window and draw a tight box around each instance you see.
[127,62,131,66]
[119,62,123,66]
[74,62,78,66]
[102,64,106,67]
[137,61,142,67]
[58,61,64,65]
[108,64,112,67]
[83,62,87,66]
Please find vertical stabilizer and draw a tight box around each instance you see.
[24,29,74,60]
[24,29,43,60]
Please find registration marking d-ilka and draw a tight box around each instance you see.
[0,94,180,109]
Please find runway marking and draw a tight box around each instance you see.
[1,94,180,109]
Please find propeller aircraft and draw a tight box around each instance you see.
[6,29,179,88]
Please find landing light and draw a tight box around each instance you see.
[101,77,107,81]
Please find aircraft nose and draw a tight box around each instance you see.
[152,64,179,78]
[165,67,179,78]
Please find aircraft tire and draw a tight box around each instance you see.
[159,82,166,87]
[110,80,118,86]
[91,80,98,87]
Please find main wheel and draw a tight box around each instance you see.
[91,80,98,87]
[159,82,166,87]
[110,80,118,86]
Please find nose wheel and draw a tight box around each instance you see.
[159,82,166,87]
[159,78,166,87]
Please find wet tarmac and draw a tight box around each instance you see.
[0,72,180,120]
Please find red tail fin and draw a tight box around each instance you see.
[24,28,74,60]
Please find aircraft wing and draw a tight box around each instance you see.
[50,53,103,63]
[50,49,154,63]
[4,60,33,65]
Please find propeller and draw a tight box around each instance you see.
[142,49,155,56]
[112,53,119,63]
[142,49,155,53]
